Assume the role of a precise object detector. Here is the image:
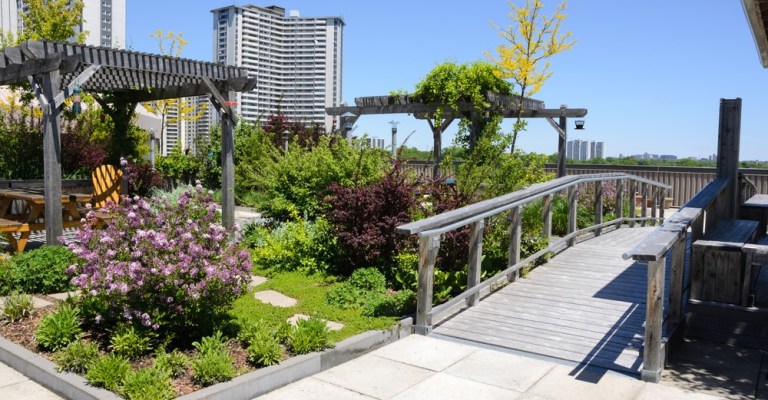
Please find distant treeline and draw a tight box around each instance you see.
[398,146,768,169]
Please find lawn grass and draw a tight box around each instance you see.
[231,269,398,342]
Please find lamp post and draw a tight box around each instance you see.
[282,129,290,152]
[341,111,356,144]
[149,128,156,170]
[71,86,82,115]
[389,120,399,157]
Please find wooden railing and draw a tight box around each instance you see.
[402,162,768,207]
[623,178,730,382]
[396,173,672,336]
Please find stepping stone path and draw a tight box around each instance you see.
[287,313,344,331]
[253,290,297,307]
[248,275,268,289]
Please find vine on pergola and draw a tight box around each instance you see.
[412,60,512,149]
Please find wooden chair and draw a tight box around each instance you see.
[91,164,123,208]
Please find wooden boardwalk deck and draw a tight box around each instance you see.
[433,226,665,375]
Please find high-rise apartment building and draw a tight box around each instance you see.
[0,0,125,48]
[567,139,605,161]
[211,5,344,131]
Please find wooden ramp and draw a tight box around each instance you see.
[433,226,664,375]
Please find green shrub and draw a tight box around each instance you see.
[246,336,282,367]
[362,289,416,317]
[121,366,175,400]
[86,353,131,392]
[246,217,336,275]
[6,245,74,294]
[191,331,235,386]
[348,267,386,293]
[1,292,33,322]
[288,317,332,355]
[35,305,82,351]
[154,348,189,378]
[53,340,100,373]
[110,325,154,360]
[238,319,283,367]
[274,321,294,344]
[0,258,13,295]
[236,131,386,221]
[325,282,364,309]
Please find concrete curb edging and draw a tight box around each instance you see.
[0,317,413,400]
[0,337,120,400]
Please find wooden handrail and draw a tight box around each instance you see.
[396,172,672,335]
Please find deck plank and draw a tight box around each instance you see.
[433,226,660,376]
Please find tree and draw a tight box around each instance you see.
[487,0,576,153]
[18,0,87,43]
[141,30,208,155]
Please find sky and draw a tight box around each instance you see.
[126,1,768,161]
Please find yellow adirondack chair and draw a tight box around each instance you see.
[91,164,123,208]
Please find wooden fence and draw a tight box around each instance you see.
[403,162,768,207]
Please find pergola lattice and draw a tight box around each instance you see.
[327,93,587,177]
[0,40,256,245]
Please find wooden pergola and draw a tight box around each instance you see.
[327,93,587,177]
[0,40,256,245]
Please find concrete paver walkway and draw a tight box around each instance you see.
[253,335,723,400]
[0,361,62,400]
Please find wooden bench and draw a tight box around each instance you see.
[0,217,30,253]
[691,219,759,306]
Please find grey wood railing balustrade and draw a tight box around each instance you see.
[623,177,729,383]
[395,173,672,336]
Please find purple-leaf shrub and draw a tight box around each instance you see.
[324,165,417,275]
[64,185,252,336]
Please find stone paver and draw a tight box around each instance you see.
[47,292,79,302]
[372,334,477,371]
[443,347,555,392]
[286,313,344,331]
[248,275,268,288]
[392,373,520,400]
[0,362,62,399]
[523,364,646,400]
[255,377,376,400]
[314,354,434,399]
[253,290,297,307]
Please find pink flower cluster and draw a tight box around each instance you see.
[65,185,252,331]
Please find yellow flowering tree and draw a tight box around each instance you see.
[486,0,575,153]
[142,30,208,154]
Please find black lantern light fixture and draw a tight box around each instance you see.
[72,86,82,115]
[574,119,585,130]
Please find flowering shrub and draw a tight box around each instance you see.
[65,185,252,337]
[122,158,166,197]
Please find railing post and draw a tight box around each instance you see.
[642,256,666,383]
[508,206,521,281]
[594,180,603,236]
[659,188,667,220]
[629,180,637,228]
[651,187,658,226]
[667,232,686,333]
[567,186,578,247]
[467,219,484,306]
[415,235,441,335]
[641,182,649,227]
[542,194,552,244]
[615,178,624,229]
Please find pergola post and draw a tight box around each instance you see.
[38,71,64,245]
[716,98,742,219]
[203,78,239,230]
[427,117,454,178]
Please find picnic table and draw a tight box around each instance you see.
[0,188,92,252]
